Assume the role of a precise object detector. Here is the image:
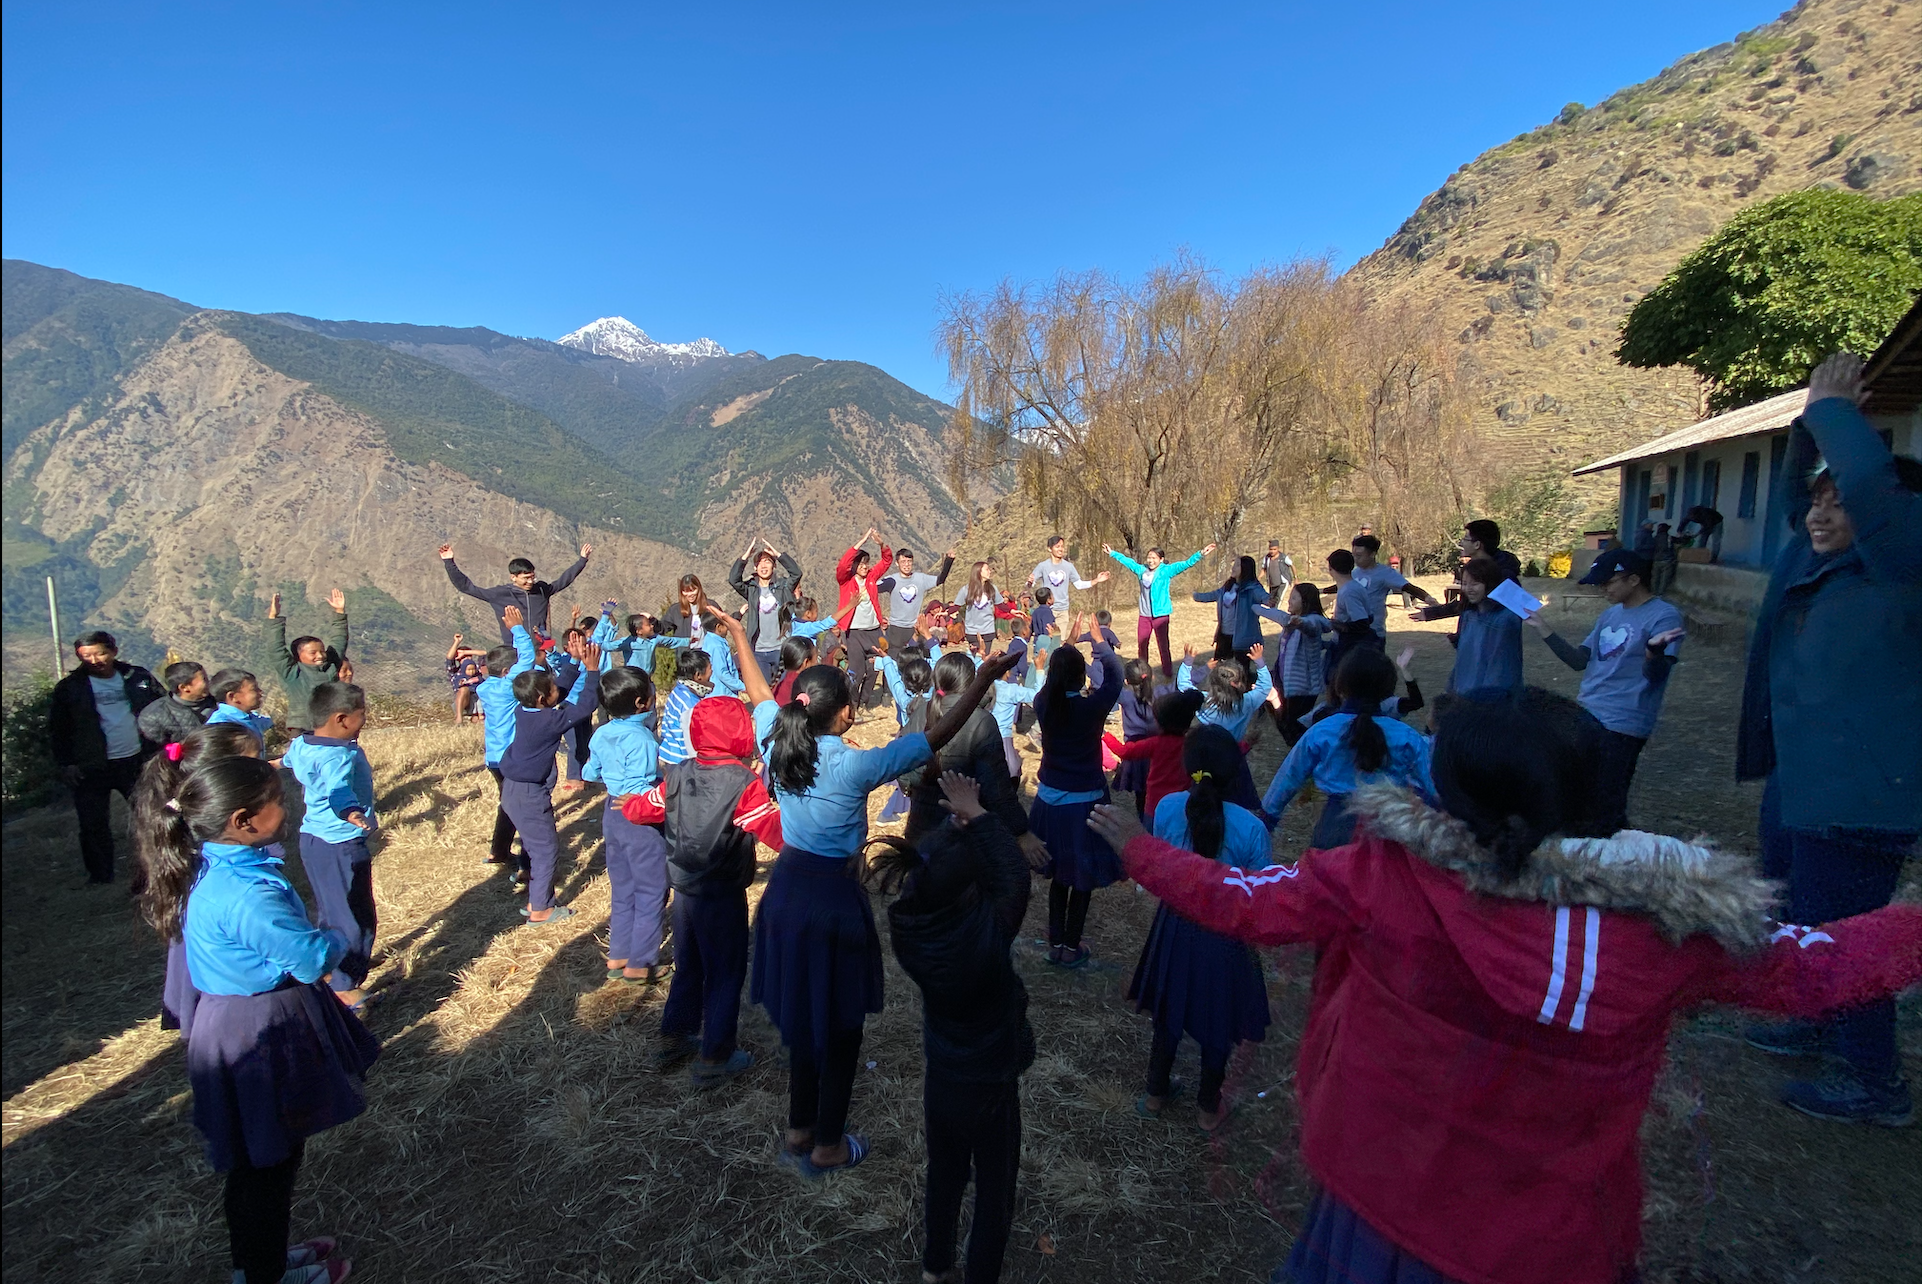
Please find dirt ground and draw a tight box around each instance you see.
[3,584,1917,1283]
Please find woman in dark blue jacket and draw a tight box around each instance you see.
[1737,352,1922,1127]
[1193,555,1271,661]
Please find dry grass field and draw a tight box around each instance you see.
[3,587,1917,1283]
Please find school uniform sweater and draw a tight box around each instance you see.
[1102,731,1189,820]
[281,735,377,843]
[583,713,662,795]
[1255,607,1334,697]
[477,627,540,766]
[500,668,600,784]
[1122,785,1922,1284]
[184,842,348,995]
[1176,662,1275,741]
[206,703,274,741]
[137,693,216,747]
[1032,643,1123,794]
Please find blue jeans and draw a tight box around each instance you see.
[1760,774,1914,1081]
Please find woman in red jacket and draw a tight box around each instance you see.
[1088,689,1922,1284]
[834,527,893,715]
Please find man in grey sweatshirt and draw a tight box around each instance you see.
[877,546,956,653]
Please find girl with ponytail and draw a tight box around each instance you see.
[1029,617,1126,967]
[1259,647,1433,848]
[1127,726,1272,1130]
[1111,658,1175,815]
[134,723,271,1037]
[143,754,376,1284]
[752,646,1020,1180]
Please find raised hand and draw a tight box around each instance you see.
[1394,644,1416,676]
[453,632,465,646]
[1093,571,1110,584]
[980,648,1021,683]
[1647,628,1686,650]
[570,603,583,623]
[937,770,986,823]
[438,543,455,560]
[1101,542,1114,555]
[580,543,594,559]
[328,588,346,613]
[1203,543,1218,556]
[1249,642,1264,663]
[268,592,282,620]
[1806,352,1865,409]
[1182,642,1195,661]
[1086,802,1147,854]
[581,642,603,669]
[503,604,525,628]
[944,546,957,560]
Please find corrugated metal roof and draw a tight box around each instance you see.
[1571,388,1804,476]
[1861,294,1922,417]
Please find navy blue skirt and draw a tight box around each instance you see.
[187,979,381,1172]
[1032,794,1120,891]
[1113,754,1149,798]
[161,937,199,1039]
[750,847,884,1057]
[1278,1190,1461,1284]
[1128,903,1270,1055]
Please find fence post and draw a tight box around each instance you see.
[46,576,62,675]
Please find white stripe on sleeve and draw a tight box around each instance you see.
[1569,907,1601,1032]
[1537,905,1570,1025]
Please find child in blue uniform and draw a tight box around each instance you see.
[476,606,539,882]
[1030,630,1124,967]
[498,641,602,924]
[206,668,275,745]
[583,667,669,982]
[134,754,376,1284]
[280,683,378,1011]
[1260,648,1434,848]
[755,650,1017,1177]
[1130,727,1272,1131]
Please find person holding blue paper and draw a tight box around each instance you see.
[1412,557,1527,696]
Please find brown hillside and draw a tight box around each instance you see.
[1352,0,1922,473]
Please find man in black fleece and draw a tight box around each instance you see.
[439,541,591,644]
[881,771,1037,1284]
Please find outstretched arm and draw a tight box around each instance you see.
[440,546,484,600]
[547,554,590,595]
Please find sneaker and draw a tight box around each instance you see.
[1744,1020,1826,1058]
[1782,1070,1913,1127]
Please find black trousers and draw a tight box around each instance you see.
[924,1075,1022,1283]
[1047,881,1091,949]
[660,888,750,1061]
[486,766,523,867]
[845,627,883,708]
[225,1138,304,1284]
[886,623,918,655]
[1147,1025,1229,1112]
[1273,693,1317,746]
[1589,729,1648,835]
[72,754,143,882]
[788,1027,863,1148]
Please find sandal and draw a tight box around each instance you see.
[606,963,628,980]
[690,1048,755,1089]
[1055,944,1092,969]
[799,1132,871,1179]
[1135,1078,1185,1118]
[523,905,576,928]
[622,963,672,985]
[285,1237,337,1268]
[775,1131,815,1172]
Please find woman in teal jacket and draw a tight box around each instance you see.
[1104,541,1215,678]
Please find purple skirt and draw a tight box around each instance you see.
[1112,755,1149,798]
[187,980,381,1172]
[161,937,200,1040]
[1128,903,1270,1054]
[1279,1191,1461,1284]
[1031,794,1120,891]
[750,848,885,1058]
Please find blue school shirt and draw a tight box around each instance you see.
[990,680,1033,738]
[1577,597,1685,738]
[696,632,746,696]
[775,732,931,858]
[1449,601,1525,696]
[874,654,917,727]
[281,734,376,843]
[1261,711,1434,816]
[1176,661,1274,741]
[583,713,661,794]
[589,615,622,671]
[790,618,838,641]
[184,841,347,995]
[206,702,273,741]
[1152,793,1272,871]
[478,626,539,765]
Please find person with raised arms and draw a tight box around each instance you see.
[1026,535,1109,618]
[1102,540,1215,678]
[439,541,590,646]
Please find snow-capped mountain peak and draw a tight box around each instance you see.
[556,316,728,362]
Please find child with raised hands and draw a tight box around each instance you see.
[1128,726,1272,1132]
[1029,613,1124,968]
[1087,687,1922,1284]
[136,754,376,1284]
[873,770,1038,1284]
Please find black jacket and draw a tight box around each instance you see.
[444,555,587,644]
[49,662,164,770]
[136,693,216,747]
[902,704,1028,842]
[886,815,1035,1083]
[728,552,804,652]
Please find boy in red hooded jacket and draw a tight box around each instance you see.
[1089,689,1922,1284]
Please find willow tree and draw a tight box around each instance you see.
[939,256,1340,558]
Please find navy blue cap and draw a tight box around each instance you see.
[1580,548,1652,586]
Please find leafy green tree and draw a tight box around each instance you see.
[1616,189,1922,410]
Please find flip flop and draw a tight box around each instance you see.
[690,1048,755,1089]
[523,905,576,928]
[1198,1101,1234,1134]
[1135,1077,1185,1118]
[622,963,672,985]
[799,1132,871,1179]
[285,1237,337,1268]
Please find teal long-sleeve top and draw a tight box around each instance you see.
[1106,548,1207,618]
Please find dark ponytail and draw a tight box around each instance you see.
[1333,648,1398,775]
[769,665,851,793]
[1431,687,1592,881]
[135,753,281,941]
[1038,645,1087,732]
[1123,657,1156,708]
[862,835,922,894]
[1181,726,1242,860]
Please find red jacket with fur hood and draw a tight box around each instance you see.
[1121,784,1922,1284]
[834,544,893,631]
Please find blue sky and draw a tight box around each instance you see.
[4,1,1787,398]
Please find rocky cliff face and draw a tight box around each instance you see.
[1351,0,1922,470]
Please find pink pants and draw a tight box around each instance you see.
[1137,615,1173,676]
